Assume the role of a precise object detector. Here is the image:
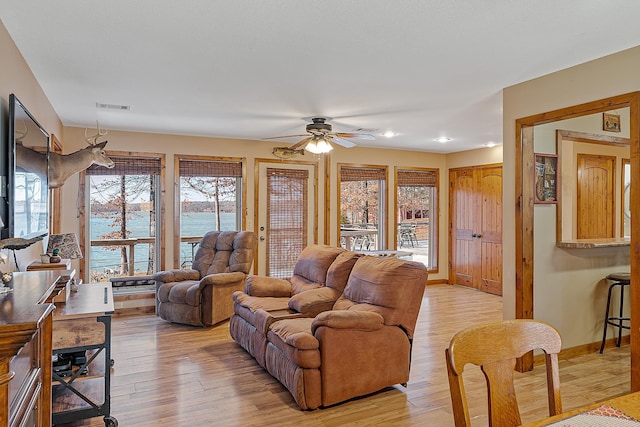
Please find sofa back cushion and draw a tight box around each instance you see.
[325,251,362,293]
[289,245,346,294]
[333,256,428,338]
[192,231,256,277]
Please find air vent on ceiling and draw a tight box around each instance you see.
[96,102,130,111]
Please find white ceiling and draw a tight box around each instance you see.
[3,1,640,153]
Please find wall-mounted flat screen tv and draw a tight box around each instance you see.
[8,94,49,239]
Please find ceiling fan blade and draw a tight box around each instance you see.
[263,134,309,140]
[335,132,375,140]
[289,137,313,150]
[330,136,357,148]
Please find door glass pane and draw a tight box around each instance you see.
[267,168,308,278]
[397,185,437,269]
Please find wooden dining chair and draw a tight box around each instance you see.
[445,319,562,427]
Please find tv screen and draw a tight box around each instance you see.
[8,94,49,239]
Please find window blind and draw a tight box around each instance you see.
[86,156,162,175]
[397,169,437,187]
[179,160,242,177]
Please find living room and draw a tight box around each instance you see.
[3,2,640,426]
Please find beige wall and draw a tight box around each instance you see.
[446,145,503,169]
[503,46,640,348]
[0,19,62,270]
[61,127,494,282]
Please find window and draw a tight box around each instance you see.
[176,156,244,268]
[82,153,164,283]
[338,165,387,251]
[395,167,438,270]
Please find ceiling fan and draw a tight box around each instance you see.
[266,117,375,157]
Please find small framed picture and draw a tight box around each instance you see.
[603,113,621,132]
[534,153,557,204]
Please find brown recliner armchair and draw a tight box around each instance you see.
[263,255,428,409]
[154,230,256,326]
[230,244,361,367]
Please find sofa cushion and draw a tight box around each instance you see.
[325,251,362,292]
[191,230,256,277]
[206,231,235,274]
[268,318,320,368]
[157,281,200,306]
[288,287,341,316]
[333,256,427,338]
[290,245,345,291]
[233,292,291,313]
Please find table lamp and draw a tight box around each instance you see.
[46,233,83,263]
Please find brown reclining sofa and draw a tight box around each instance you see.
[230,244,428,409]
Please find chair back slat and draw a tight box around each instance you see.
[445,319,562,427]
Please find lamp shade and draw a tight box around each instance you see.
[305,136,333,154]
[46,233,83,259]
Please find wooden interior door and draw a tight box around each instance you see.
[450,169,477,289]
[577,154,615,239]
[478,166,503,294]
[449,165,503,295]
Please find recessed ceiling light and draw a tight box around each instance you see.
[382,131,397,138]
[435,137,451,143]
[485,142,497,147]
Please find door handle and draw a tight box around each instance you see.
[259,236,265,241]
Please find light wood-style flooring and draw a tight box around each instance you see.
[57,284,630,426]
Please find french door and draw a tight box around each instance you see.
[256,161,316,277]
[449,165,503,295]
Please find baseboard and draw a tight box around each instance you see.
[533,335,630,365]
[113,305,156,317]
[427,278,448,286]
[113,291,156,317]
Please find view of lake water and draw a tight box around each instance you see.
[89,211,237,274]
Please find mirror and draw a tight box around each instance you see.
[534,108,630,242]
[8,94,49,239]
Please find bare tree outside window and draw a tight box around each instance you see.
[90,174,155,279]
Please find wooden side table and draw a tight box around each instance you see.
[27,258,71,271]
[52,282,117,426]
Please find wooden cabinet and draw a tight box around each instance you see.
[449,165,503,295]
[576,154,616,239]
[0,271,60,427]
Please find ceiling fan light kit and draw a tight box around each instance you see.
[266,117,374,157]
[305,136,333,154]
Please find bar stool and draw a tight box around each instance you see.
[599,272,631,354]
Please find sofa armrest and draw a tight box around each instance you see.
[288,288,342,317]
[199,271,246,288]
[244,275,292,297]
[311,310,384,334]
[153,269,200,283]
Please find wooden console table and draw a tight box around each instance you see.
[0,271,60,427]
[51,282,116,426]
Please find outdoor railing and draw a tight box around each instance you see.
[90,235,204,278]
